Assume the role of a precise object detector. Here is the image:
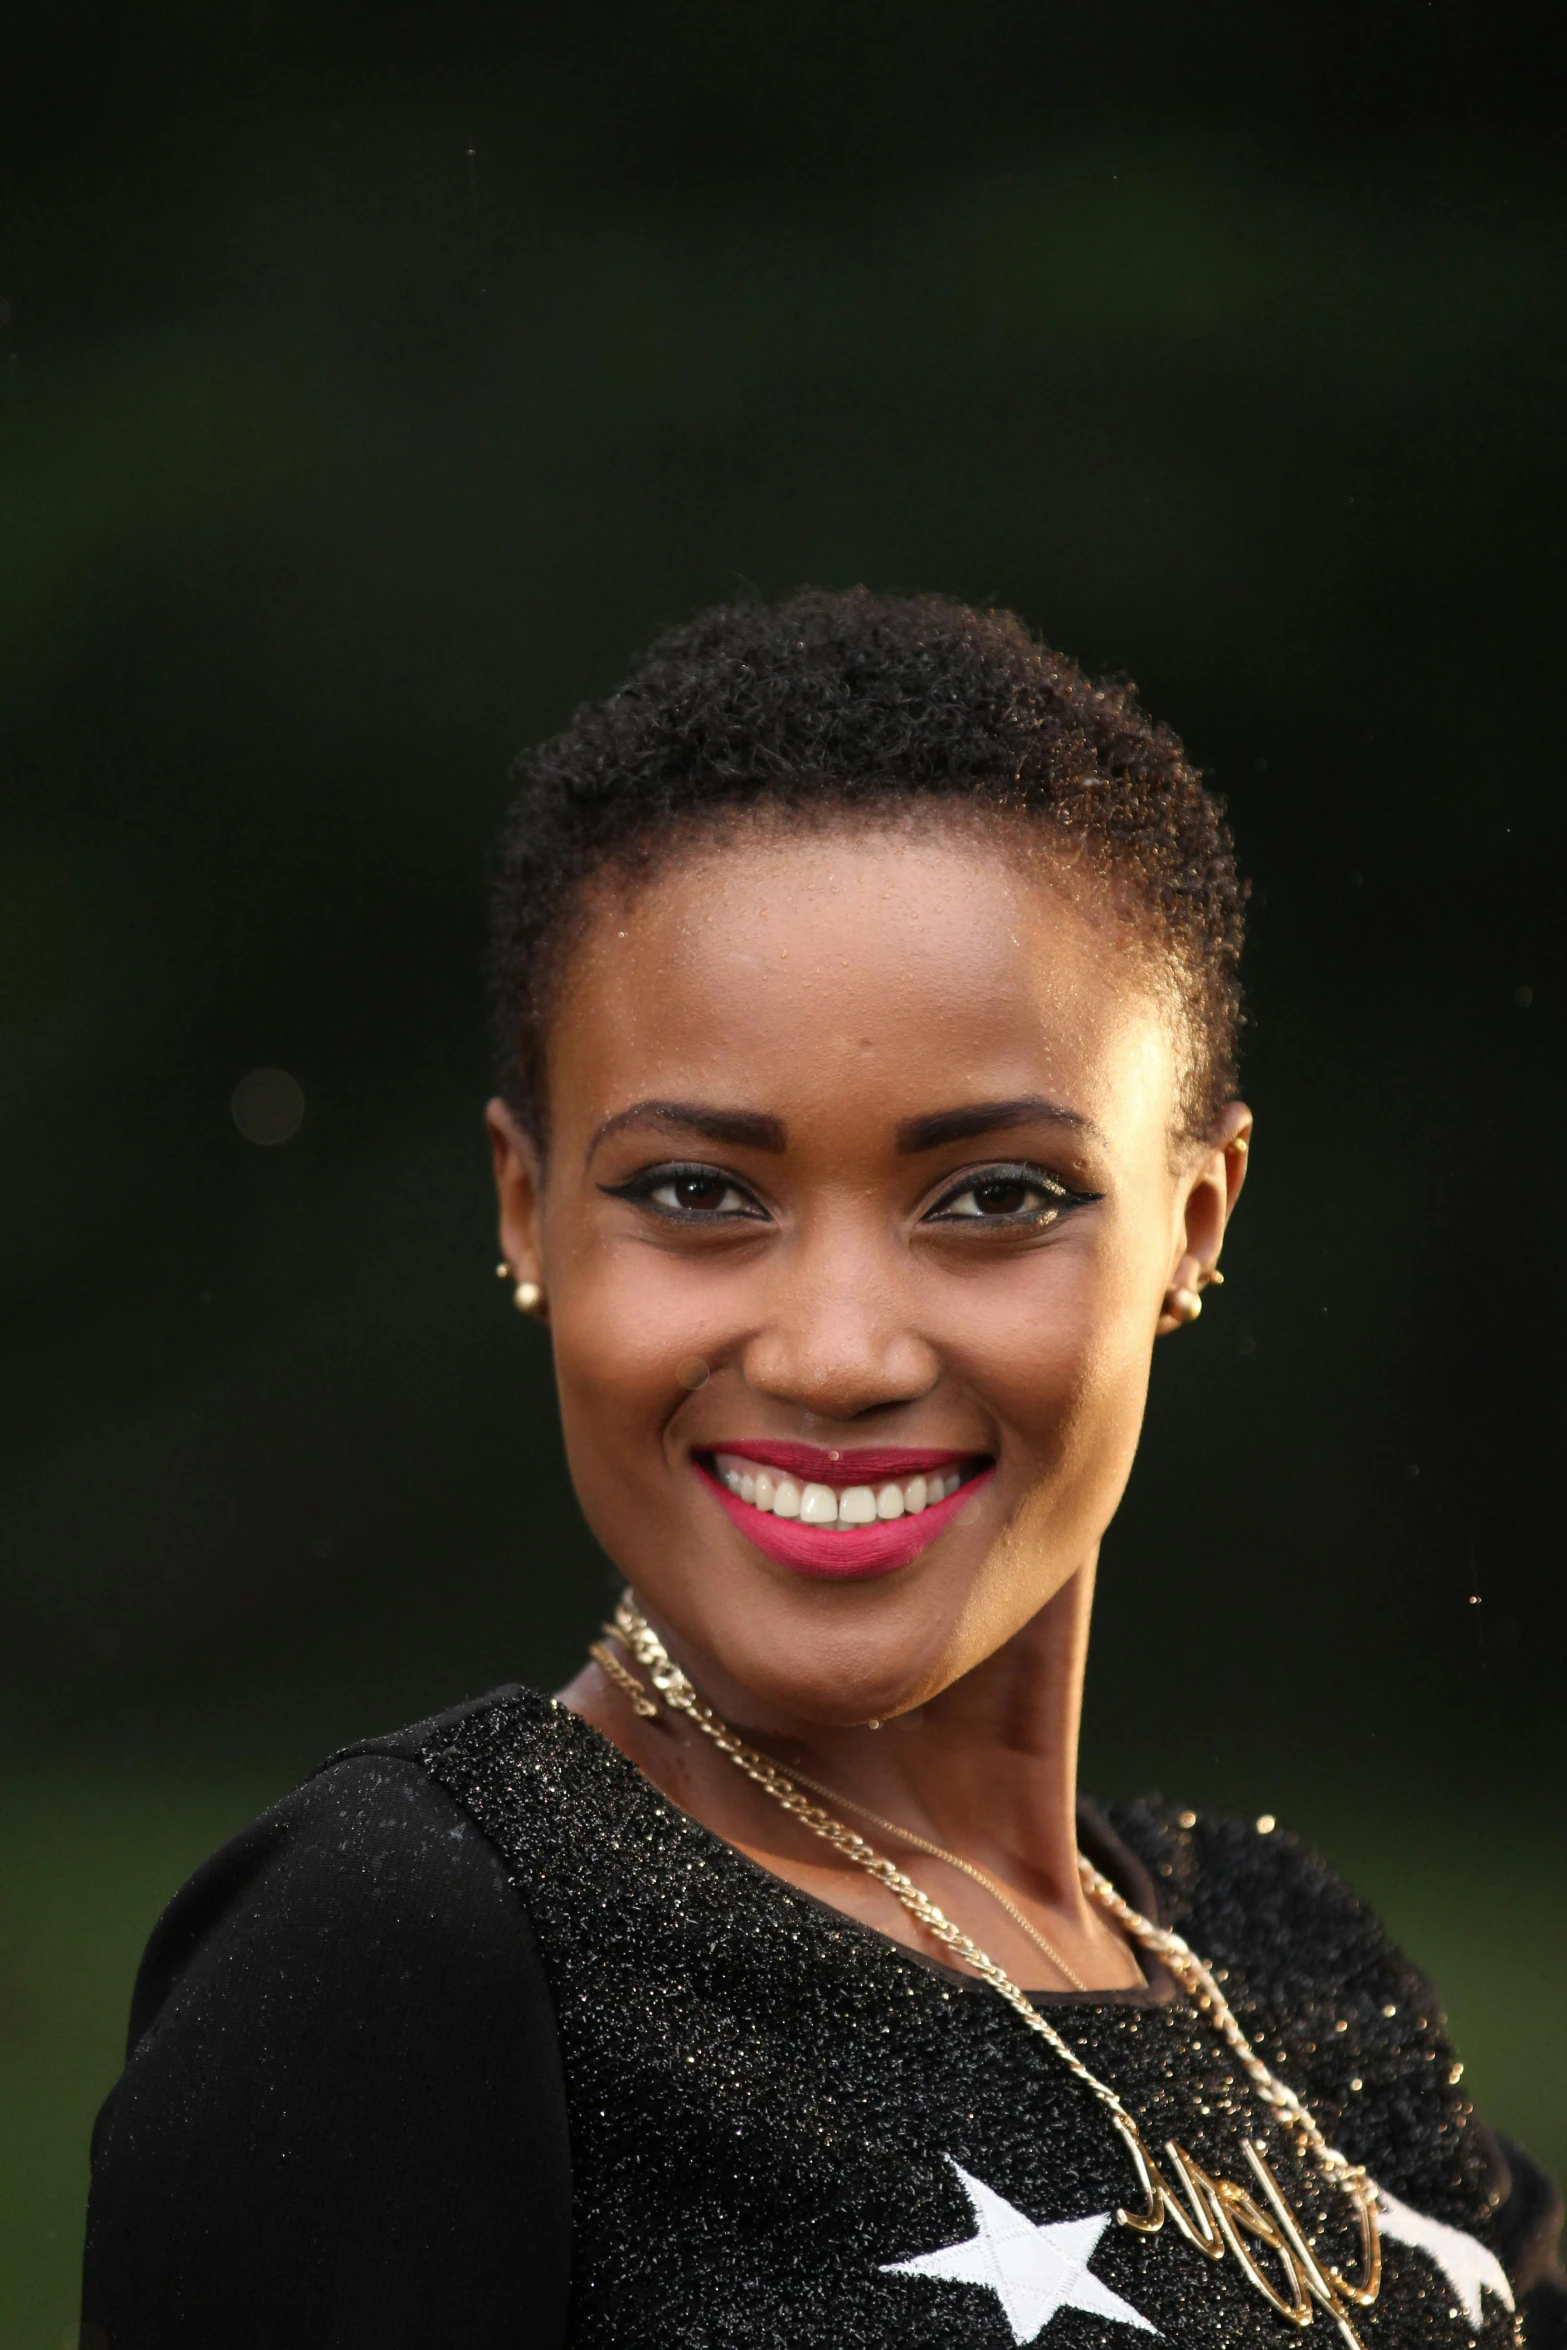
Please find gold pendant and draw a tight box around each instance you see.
[1108,2109,1382,2347]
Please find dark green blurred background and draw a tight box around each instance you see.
[4,3,1564,2338]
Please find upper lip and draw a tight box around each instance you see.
[698,1440,981,1482]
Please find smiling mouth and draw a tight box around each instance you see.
[694,1442,993,1580]
[713,1451,968,1524]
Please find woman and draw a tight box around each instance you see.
[83,591,1563,2349]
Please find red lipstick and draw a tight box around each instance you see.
[693,1453,993,1580]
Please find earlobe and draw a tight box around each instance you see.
[1159,1105,1249,1337]
[485,1097,548,1317]
[1169,1106,1252,1311]
[1159,1257,1227,1333]
[1159,1252,1209,1330]
[495,1262,548,1319]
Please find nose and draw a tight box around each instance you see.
[738,1222,941,1423]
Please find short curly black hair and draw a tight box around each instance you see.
[491,588,1245,1142]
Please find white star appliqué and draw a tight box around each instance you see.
[883,2158,1159,2345]
[1375,2186,1515,2330]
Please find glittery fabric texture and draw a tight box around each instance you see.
[418,1691,1518,2350]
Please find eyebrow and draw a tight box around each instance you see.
[895,1096,1103,1153]
[587,1100,788,1162]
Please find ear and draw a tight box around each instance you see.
[485,1098,548,1310]
[1156,1101,1252,1337]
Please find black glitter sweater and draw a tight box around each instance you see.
[83,1686,1565,2350]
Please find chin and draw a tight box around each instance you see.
[597,1477,1078,1724]
[666,1565,1005,1729]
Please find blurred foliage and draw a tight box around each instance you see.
[2,0,1565,2333]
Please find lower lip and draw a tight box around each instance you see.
[695,1461,994,1580]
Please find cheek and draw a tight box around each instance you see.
[547,1251,711,1491]
[964,1251,1158,1514]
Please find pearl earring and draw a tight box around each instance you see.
[496,1262,545,1317]
[1169,1286,1203,1323]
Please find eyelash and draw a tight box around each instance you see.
[924,1162,1084,1227]
[600,1162,770,1222]
[600,1159,1098,1229]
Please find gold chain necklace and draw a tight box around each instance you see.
[598,1594,1385,2350]
[738,1745,1098,1992]
[595,1632,1094,1988]
[594,1635,1099,1983]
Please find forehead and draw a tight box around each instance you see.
[547,821,1181,1144]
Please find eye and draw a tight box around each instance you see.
[651,1172,753,1216]
[925,1162,1085,1226]
[601,1162,769,1221]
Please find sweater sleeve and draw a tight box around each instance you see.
[81,1750,572,2349]
[1493,2135,1567,2350]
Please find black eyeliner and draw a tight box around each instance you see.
[598,1160,769,1220]
[924,1160,1103,1225]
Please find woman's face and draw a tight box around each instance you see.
[490,820,1247,1728]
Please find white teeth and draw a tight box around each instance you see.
[712,1453,970,1526]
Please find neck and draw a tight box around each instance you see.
[626,1561,1097,1910]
